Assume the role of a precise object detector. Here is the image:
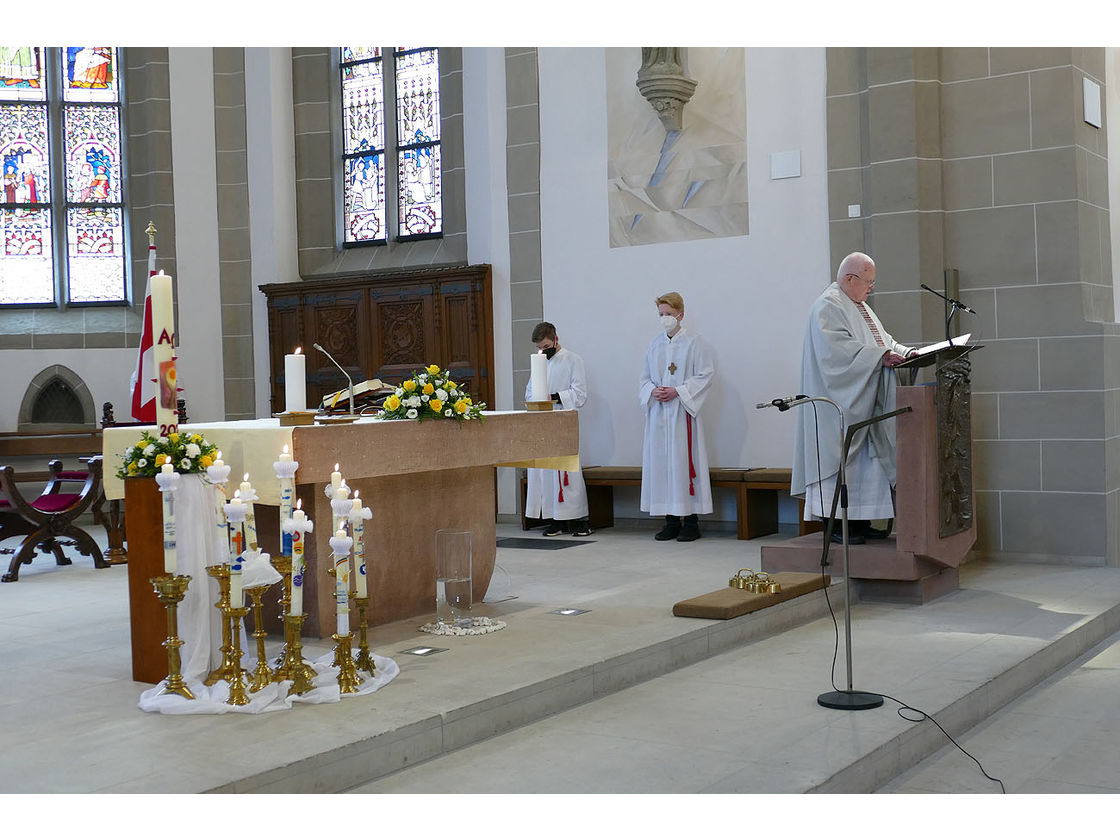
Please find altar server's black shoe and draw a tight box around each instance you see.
[571,519,593,537]
[677,514,701,542]
[830,529,864,545]
[655,515,681,541]
[543,521,566,536]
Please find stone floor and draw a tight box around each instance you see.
[1,518,1118,826]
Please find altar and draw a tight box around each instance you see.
[103,411,579,680]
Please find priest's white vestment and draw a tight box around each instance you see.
[792,282,914,520]
[639,327,714,516]
[524,347,589,520]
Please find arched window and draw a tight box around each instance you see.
[0,47,127,307]
[339,47,442,247]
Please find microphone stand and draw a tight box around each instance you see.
[313,343,355,417]
[759,394,911,711]
[920,283,973,345]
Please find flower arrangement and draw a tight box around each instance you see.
[378,364,487,424]
[116,430,221,479]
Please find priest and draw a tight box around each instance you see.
[639,292,714,541]
[524,322,592,537]
[792,252,917,544]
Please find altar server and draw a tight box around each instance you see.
[524,322,592,537]
[639,292,714,541]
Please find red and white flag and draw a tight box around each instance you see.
[128,234,159,422]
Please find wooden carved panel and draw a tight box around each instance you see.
[935,356,973,539]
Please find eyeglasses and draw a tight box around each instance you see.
[845,273,874,286]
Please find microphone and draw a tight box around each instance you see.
[755,395,809,411]
[920,283,976,314]
[313,343,355,416]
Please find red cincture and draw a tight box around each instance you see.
[557,470,565,503]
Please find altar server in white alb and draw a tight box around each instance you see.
[524,322,592,537]
[792,252,917,544]
[639,292,714,541]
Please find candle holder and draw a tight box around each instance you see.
[269,554,293,671]
[279,613,316,696]
[244,584,275,693]
[203,564,234,687]
[353,595,376,678]
[332,632,362,694]
[150,573,194,700]
[225,605,252,706]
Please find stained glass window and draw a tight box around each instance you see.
[338,46,441,246]
[0,47,127,307]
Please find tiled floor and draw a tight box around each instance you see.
[3,518,1120,805]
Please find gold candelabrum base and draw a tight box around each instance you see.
[150,573,195,700]
[332,632,362,694]
[244,584,275,693]
[203,564,233,687]
[225,605,252,706]
[269,554,293,670]
[353,596,376,678]
[278,613,316,696]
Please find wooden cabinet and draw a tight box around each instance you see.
[260,264,494,414]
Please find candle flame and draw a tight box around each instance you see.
[294,346,302,355]
[216,450,222,460]
[296,498,303,510]
[282,444,289,455]
[234,490,241,499]
[243,473,250,482]
[334,463,340,472]
[354,491,360,499]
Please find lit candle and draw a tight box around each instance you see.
[530,350,549,402]
[348,493,372,599]
[155,465,180,574]
[224,493,248,608]
[331,463,342,493]
[274,444,299,557]
[214,450,224,469]
[285,347,306,413]
[150,271,178,434]
[239,473,259,551]
[329,528,354,636]
[283,500,313,616]
[206,452,231,563]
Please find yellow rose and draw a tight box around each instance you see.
[447,381,456,390]
[199,454,213,469]
[430,398,443,413]
[385,394,401,411]
[192,434,203,443]
[127,462,138,474]
[426,364,441,375]
[155,454,169,466]
[454,399,468,414]
[168,432,179,443]
[403,380,417,392]
[423,382,435,395]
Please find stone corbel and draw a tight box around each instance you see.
[636,48,698,132]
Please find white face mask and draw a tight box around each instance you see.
[659,314,678,332]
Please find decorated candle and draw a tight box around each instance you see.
[331,464,343,493]
[273,444,299,557]
[282,501,314,616]
[285,347,306,413]
[206,452,232,564]
[530,351,549,402]
[329,528,354,636]
[155,465,181,574]
[150,271,178,434]
[348,493,373,598]
[224,493,248,608]
[238,473,259,550]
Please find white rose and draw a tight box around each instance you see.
[137,458,148,468]
[143,444,156,456]
[395,388,404,397]
[180,458,192,470]
[406,408,418,419]
[436,388,448,401]
[421,394,430,402]
[185,443,201,457]
[408,396,422,408]
[418,373,428,383]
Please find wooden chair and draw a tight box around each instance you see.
[0,456,108,582]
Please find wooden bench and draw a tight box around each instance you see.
[1,456,108,581]
[521,466,822,540]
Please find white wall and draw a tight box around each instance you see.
[535,48,831,517]
[0,349,137,430]
[169,48,224,423]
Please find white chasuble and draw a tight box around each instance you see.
[524,348,589,520]
[792,282,914,520]
[639,327,714,516]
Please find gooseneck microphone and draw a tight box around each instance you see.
[313,342,355,416]
[920,283,976,314]
[755,395,810,411]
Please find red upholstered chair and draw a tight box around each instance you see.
[0,456,108,582]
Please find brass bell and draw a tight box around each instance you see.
[768,580,783,594]
[749,573,769,593]
[730,568,754,589]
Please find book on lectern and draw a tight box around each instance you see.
[319,379,391,411]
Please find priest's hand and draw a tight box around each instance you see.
[882,350,907,367]
[653,385,679,402]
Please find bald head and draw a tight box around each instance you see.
[837,252,874,282]
[836,252,876,303]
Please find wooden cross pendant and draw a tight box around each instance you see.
[668,362,678,375]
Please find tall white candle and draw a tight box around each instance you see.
[350,494,371,598]
[150,271,178,434]
[330,528,354,636]
[239,473,258,550]
[157,463,178,574]
[530,351,549,402]
[224,494,248,608]
[285,502,313,616]
[285,347,306,413]
[274,445,298,557]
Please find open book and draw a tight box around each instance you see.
[913,333,971,357]
[319,378,391,411]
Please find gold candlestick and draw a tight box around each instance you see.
[244,584,275,693]
[151,573,194,700]
[279,613,316,696]
[269,554,293,671]
[226,605,251,706]
[353,595,376,678]
[204,564,234,686]
[332,632,361,694]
